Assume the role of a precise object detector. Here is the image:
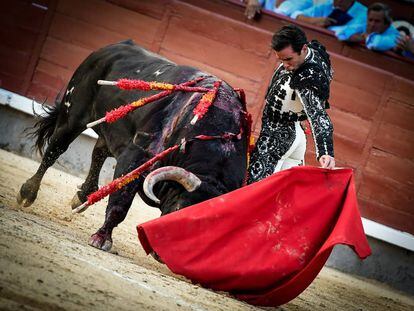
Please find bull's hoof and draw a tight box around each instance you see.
[70,192,84,210]
[16,187,36,207]
[88,232,113,251]
[17,178,41,207]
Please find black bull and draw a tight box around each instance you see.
[18,40,249,251]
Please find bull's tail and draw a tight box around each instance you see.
[26,96,62,156]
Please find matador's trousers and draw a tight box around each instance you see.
[247,121,306,184]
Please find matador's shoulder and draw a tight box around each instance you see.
[290,63,330,101]
[290,40,332,101]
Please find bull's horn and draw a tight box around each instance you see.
[143,166,201,204]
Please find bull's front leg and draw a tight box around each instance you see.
[71,137,110,210]
[89,143,148,251]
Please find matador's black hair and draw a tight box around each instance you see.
[271,24,307,54]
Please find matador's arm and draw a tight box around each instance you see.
[296,88,334,159]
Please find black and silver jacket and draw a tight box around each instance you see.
[263,40,334,159]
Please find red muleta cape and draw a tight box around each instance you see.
[137,167,371,306]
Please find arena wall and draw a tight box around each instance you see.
[0,0,413,240]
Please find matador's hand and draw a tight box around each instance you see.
[244,0,261,20]
[319,155,335,169]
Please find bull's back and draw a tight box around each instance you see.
[68,40,243,135]
[83,40,191,81]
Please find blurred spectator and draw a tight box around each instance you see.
[346,3,400,51]
[291,0,367,41]
[395,35,414,58]
[244,0,314,20]
[393,21,414,58]
[393,20,414,38]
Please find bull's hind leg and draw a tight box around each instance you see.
[89,143,148,251]
[17,125,84,207]
[70,137,111,210]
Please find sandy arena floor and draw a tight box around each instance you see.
[0,149,413,310]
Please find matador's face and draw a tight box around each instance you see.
[274,44,307,72]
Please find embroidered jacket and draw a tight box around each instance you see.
[263,40,334,159]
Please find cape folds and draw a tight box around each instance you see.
[137,167,371,306]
